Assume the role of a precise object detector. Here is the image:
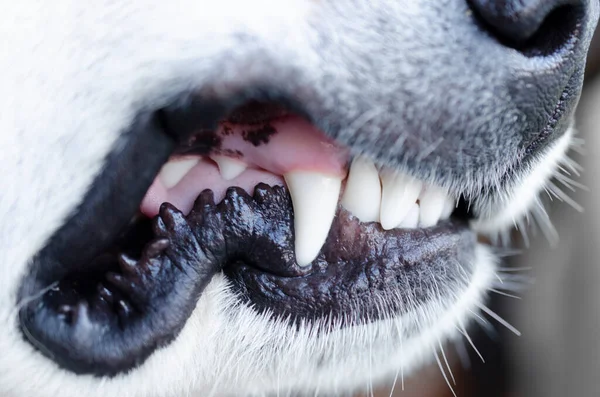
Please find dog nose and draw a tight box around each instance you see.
[469,0,584,55]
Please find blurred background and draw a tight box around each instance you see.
[361,24,600,397]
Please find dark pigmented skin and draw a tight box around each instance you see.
[175,120,279,156]
[223,100,289,125]
[19,205,222,377]
[174,129,223,156]
[19,185,475,376]
[222,186,476,323]
[241,124,278,146]
[172,101,289,156]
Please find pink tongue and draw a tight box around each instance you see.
[140,115,349,217]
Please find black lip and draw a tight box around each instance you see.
[17,91,477,377]
[222,186,476,325]
[20,182,476,376]
[20,203,220,376]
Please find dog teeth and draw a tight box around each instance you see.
[155,152,456,266]
[159,158,199,189]
[418,185,451,227]
[284,171,342,266]
[341,156,382,222]
[440,196,455,220]
[379,169,423,230]
[210,155,248,180]
[399,203,420,228]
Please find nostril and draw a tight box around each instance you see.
[469,0,584,57]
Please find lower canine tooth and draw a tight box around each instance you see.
[210,155,248,180]
[159,158,199,189]
[341,157,381,222]
[379,170,422,230]
[284,171,342,266]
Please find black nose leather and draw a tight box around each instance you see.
[469,0,583,51]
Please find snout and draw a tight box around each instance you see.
[6,0,599,391]
[312,0,599,194]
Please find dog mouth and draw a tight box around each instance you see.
[19,98,477,377]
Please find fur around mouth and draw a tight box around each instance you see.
[18,98,477,377]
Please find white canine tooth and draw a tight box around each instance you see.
[399,203,420,228]
[210,155,247,180]
[379,170,423,230]
[418,185,449,227]
[159,158,199,189]
[440,197,455,220]
[341,157,381,222]
[284,171,342,267]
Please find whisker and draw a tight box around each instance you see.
[438,339,456,385]
[15,281,59,313]
[516,217,530,247]
[388,368,400,397]
[493,248,524,258]
[489,288,522,300]
[531,201,559,245]
[476,303,521,336]
[495,273,504,284]
[400,330,405,391]
[566,141,585,158]
[546,181,584,212]
[468,308,490,327]
[456,321,484,363]
[433,348,457,397]
[453,337,471,370]
[496,266,532,272]
[554,172,588,191]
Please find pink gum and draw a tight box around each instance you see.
[140,115,349,217]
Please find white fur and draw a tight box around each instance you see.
[473,129,574,244]
[0,1,574,396]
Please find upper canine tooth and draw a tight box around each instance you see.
[418,185,449,227]
[210,155,248,180]
[284,171,342,266]
[379,169,422,230]
[159,158,199,189]
[341,157,381,222]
